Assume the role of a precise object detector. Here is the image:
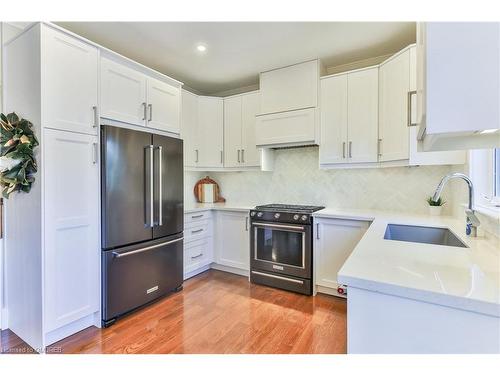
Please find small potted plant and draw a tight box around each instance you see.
[426,196,445,216]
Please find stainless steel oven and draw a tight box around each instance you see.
[249,204,324,295]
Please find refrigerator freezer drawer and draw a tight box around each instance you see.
[102,235,183,323]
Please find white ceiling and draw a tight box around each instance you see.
[56,22,416,95]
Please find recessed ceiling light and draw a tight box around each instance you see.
[196,44,207,52]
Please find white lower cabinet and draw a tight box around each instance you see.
[314,218,370,297]
[44,128,100,341]
[213,210,250,272]
[183,211,213,279]
[184,238,213,277]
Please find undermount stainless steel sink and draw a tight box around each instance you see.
[383,224,468,248]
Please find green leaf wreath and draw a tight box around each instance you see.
[0,112,39,198]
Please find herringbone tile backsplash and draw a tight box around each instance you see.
[186,147,457,215]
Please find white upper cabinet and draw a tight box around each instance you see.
[417,22,500,151]
[101,57,147,126]
[320,74,348,164]
[256,60,321,147]
[43,129,99,333]
[224,91,261,168]
[224,95,243,168]
[101,57,181,133]
[260,60,319,114]
[146,77,181,133]
[241,91,261,167]
[41,26,98,135]
[197,96,224,168]
[408,46,465,165]
[378,49,411,162]
[347,68,379,163]
[181,89,199,167]
[320,67,378,166]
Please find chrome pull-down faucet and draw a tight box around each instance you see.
[432,172,480,237]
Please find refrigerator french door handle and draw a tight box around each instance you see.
[156,145,163,226]
[112,237,184,258]
[147,145,154,228]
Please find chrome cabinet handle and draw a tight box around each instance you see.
[148,104,153,122]
[348,141,352,158]
[407,90,417,127]
[220,150,223,164]
[191,214,203,219]
[245,217,249,231]
[191,253,203,259]
[316,223,320,239]
[191,228,203,234]
[342,142,346,159]
[92,142,98,164]
[92,106,98,128]
[156,146,163,226]
[142,102,147,121]
[237,149,241,163]
[378,139,383,157]
[195,149,199,163]
[112,237,184,258]
[241,149,245,163]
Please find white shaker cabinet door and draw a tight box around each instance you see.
[146,77,181,134]
[347,68,379,163]
[197,96,224,168]
[100,57,147,126]
[43,129,100,333]
[241,91,261,167]
[320,74,348,164]
[224,95,243,168]
[41,26,98,135]
[214,211,250,270]
[181,89,199,167]
[315,218,369,293]
[378,49,410,162]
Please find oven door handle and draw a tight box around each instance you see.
[252,222,305,231]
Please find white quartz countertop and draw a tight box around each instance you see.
[314,208,499,317]
[183,203,499,317]
[184,202,253,213]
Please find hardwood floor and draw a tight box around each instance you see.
[1,270,347,354]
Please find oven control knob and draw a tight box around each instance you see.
[293,214,300,220]
[257,212,263,218]
[301,215,308,221]
[250,211,256,217]
[274,213,280,219]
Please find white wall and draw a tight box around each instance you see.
[187,147,457,215]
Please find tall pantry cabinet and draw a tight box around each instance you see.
[4,23,100,350]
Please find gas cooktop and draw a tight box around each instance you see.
[254,204,325,213]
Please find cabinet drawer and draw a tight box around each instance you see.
[184,210,212,224]
[184,238,213,275]
[184,221,210,243]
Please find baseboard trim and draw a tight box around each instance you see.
[210,263,249,278]
[0,307,8,330]
[316,285,347,299]
[184,264,211,280]
[44,313,97,349]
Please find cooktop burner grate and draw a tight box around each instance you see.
[255,204,325,213]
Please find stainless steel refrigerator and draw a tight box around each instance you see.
[100,125,183,327]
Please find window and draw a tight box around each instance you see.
[469,148,500,214]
